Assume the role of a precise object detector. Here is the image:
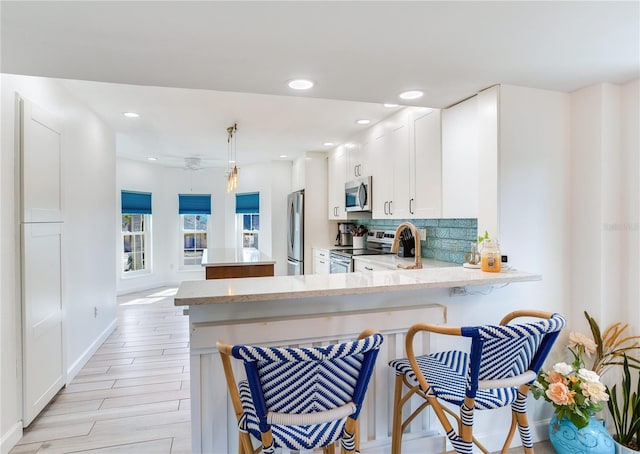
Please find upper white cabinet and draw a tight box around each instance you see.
[410,109,442,218]
[372,108,441,219]
[442,96,479,218]
[328,147,348,220]
[441,86,499,235]
[346,132,370,180]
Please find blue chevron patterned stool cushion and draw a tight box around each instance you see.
[224,331,384,452]
[389,351,519,409]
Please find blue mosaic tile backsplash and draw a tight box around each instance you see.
[358,218,477,264]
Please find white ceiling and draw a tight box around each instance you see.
[2,1,638,168]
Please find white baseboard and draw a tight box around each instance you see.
[66,318,117,382]
[116,280,179,296]
[1,421,22,454]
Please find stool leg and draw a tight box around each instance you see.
[391,374,405,454]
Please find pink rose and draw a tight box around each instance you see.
[546,382,576,406]
[547,371,566,384]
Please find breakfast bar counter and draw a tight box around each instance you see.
[175,267,541,453]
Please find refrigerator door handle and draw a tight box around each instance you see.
[289,200,295,249]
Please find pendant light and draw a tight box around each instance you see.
[226,123,238,192]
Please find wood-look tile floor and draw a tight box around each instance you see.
[11,286,556,454]
[11,287,191,454]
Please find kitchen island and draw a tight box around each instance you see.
[175,267,541,453]
[201,247,275,279]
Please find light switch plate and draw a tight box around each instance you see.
[418,228,427,238]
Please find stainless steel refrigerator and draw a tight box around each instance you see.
[287,190,304,275]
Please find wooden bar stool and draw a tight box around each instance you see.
[218,329,384,453]
[389,310,566,454]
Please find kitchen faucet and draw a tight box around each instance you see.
[390,222,422,269]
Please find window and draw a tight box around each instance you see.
[181,214,208,266]
[236,192,259,250]
[179,194,211,267]
[121,191,152,274]
[242,214,260,249]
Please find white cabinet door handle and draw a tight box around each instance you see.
[389,200,393,215]
[410,198,415,214]
[384,201,389,215]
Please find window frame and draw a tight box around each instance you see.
[180,213,209,269]
[121,213,152,277]
[239,212,259,250]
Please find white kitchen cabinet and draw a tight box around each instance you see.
[313,248,330,274]
[328,148,347,220]
[410,108,442,218]
[442,96,479,219]
[370,122,390,218]
[372,110,410,219]
[353,257,396,272]
[347,131,370,180]
[441,86,499,236]
[389,111,411,219]
[372,108,441,220]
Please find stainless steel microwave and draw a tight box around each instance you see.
[345,176,372,212]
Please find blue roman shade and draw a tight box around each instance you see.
[235,192,259,214]
[178,194,211,215]
[121,191,152,214]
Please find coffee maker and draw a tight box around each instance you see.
[336,222,355,246]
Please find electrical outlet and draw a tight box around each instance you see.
[418,228,427,238]
[449,286,467,296]
[501,255,508,263]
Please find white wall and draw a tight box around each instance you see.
[569,80,640,335]
[291,153,338,273]
[222,161,292,276]
[1,74,116,453]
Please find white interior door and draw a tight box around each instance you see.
[20,97,65,427]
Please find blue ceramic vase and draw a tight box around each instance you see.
[548,415,615,454]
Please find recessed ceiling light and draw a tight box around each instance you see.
[279,154,288,158]
[399,90,424,100]
[383,103,399,108]
[323,142,335,147]
[147,157,157,161]
[355,119,371,125]
[288,79,314,90]
[123,112,140,118]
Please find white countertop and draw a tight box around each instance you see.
[175,266,541,306]
[201,248,275,267]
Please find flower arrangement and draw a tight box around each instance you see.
[532,329,610,429]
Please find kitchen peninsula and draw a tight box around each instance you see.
[201,247,275,279]
[175,266,540,453]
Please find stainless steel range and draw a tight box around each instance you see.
[329,230,396,273]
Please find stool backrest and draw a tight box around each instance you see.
[232,333,384,429]
[461,313,566,397]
